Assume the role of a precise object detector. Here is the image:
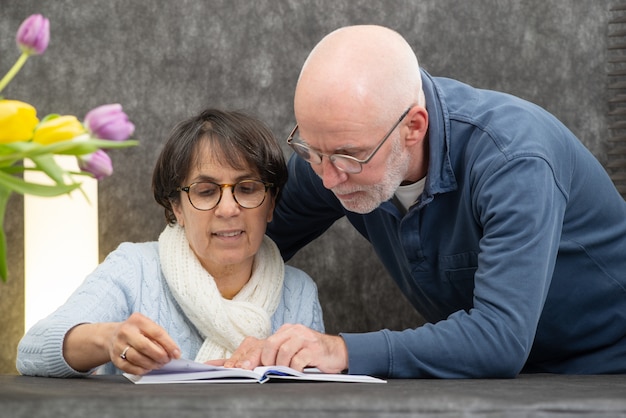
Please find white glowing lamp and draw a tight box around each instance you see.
[23,155,99,331]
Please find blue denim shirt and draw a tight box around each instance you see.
[268,70,626,378]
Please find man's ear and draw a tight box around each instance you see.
[404,106,429,146]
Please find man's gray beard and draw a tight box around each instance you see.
[335,137,410,214]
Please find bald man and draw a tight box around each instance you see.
[226,25,626,378]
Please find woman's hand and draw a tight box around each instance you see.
[63,312,181,375]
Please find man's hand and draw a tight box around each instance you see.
[223,324,348,373]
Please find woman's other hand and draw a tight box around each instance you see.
[63,312,181,375]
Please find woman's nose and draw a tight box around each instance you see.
[214,186,241,216]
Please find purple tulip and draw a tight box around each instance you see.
[78,150,114,180]
[84,104,135,141]
[16,14,50,55]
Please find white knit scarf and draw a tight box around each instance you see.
[158,224,284,362]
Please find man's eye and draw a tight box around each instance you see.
[334,152,359,160]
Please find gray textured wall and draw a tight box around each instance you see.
[1,0,614,372]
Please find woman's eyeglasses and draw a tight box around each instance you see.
[177,180,273,211]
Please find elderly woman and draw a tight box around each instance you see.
[17,108,324,377]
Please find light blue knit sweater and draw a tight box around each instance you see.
[16,241,324,377]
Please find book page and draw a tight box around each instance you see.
[124,358,386,384]
[124,359,263,384]
[256,366,386,384]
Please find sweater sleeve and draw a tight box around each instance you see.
[272,265,325,334]
[16,243,148,377]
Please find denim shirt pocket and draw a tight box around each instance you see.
[439,252,479,313]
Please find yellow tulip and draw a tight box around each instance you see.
[0,99,39,143]
[32,115,86,145]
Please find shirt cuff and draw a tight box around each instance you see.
[340,330,391,377]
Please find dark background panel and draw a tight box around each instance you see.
[0,1,613,365]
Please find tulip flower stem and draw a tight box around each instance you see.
[0,52,30,95]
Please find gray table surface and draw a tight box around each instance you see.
[1,373,625,418]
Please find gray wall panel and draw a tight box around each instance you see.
[1,1,611,352]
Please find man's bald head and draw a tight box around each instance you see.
[294,25,423,127]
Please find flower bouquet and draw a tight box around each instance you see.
[0,14,139,282]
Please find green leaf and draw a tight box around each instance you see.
[0,141,37,155]
[0,165,26,175]
[53,139,140,155]
[0,142,37,167]
[30,154,67,186]
[39,114,61,124]
[0,138,139,166]
[0,169,82,197]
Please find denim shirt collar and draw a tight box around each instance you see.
[417,69,458,209]
[370,70,459,217]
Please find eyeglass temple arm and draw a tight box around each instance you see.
[286,124,299,143]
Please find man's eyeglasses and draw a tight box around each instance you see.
[177,180,274,211]
[286,107,411,174]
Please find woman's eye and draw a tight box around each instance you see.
[194,185,218,196]
[238,185,255,194]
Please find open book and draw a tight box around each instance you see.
[123,358,386,384]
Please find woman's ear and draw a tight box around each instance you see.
[266,192,277,223]
[171,199,184,227]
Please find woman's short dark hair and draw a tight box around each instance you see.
[152,108,288,224]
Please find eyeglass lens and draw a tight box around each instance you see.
[290,140,361,173]
[187,180,267,210]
